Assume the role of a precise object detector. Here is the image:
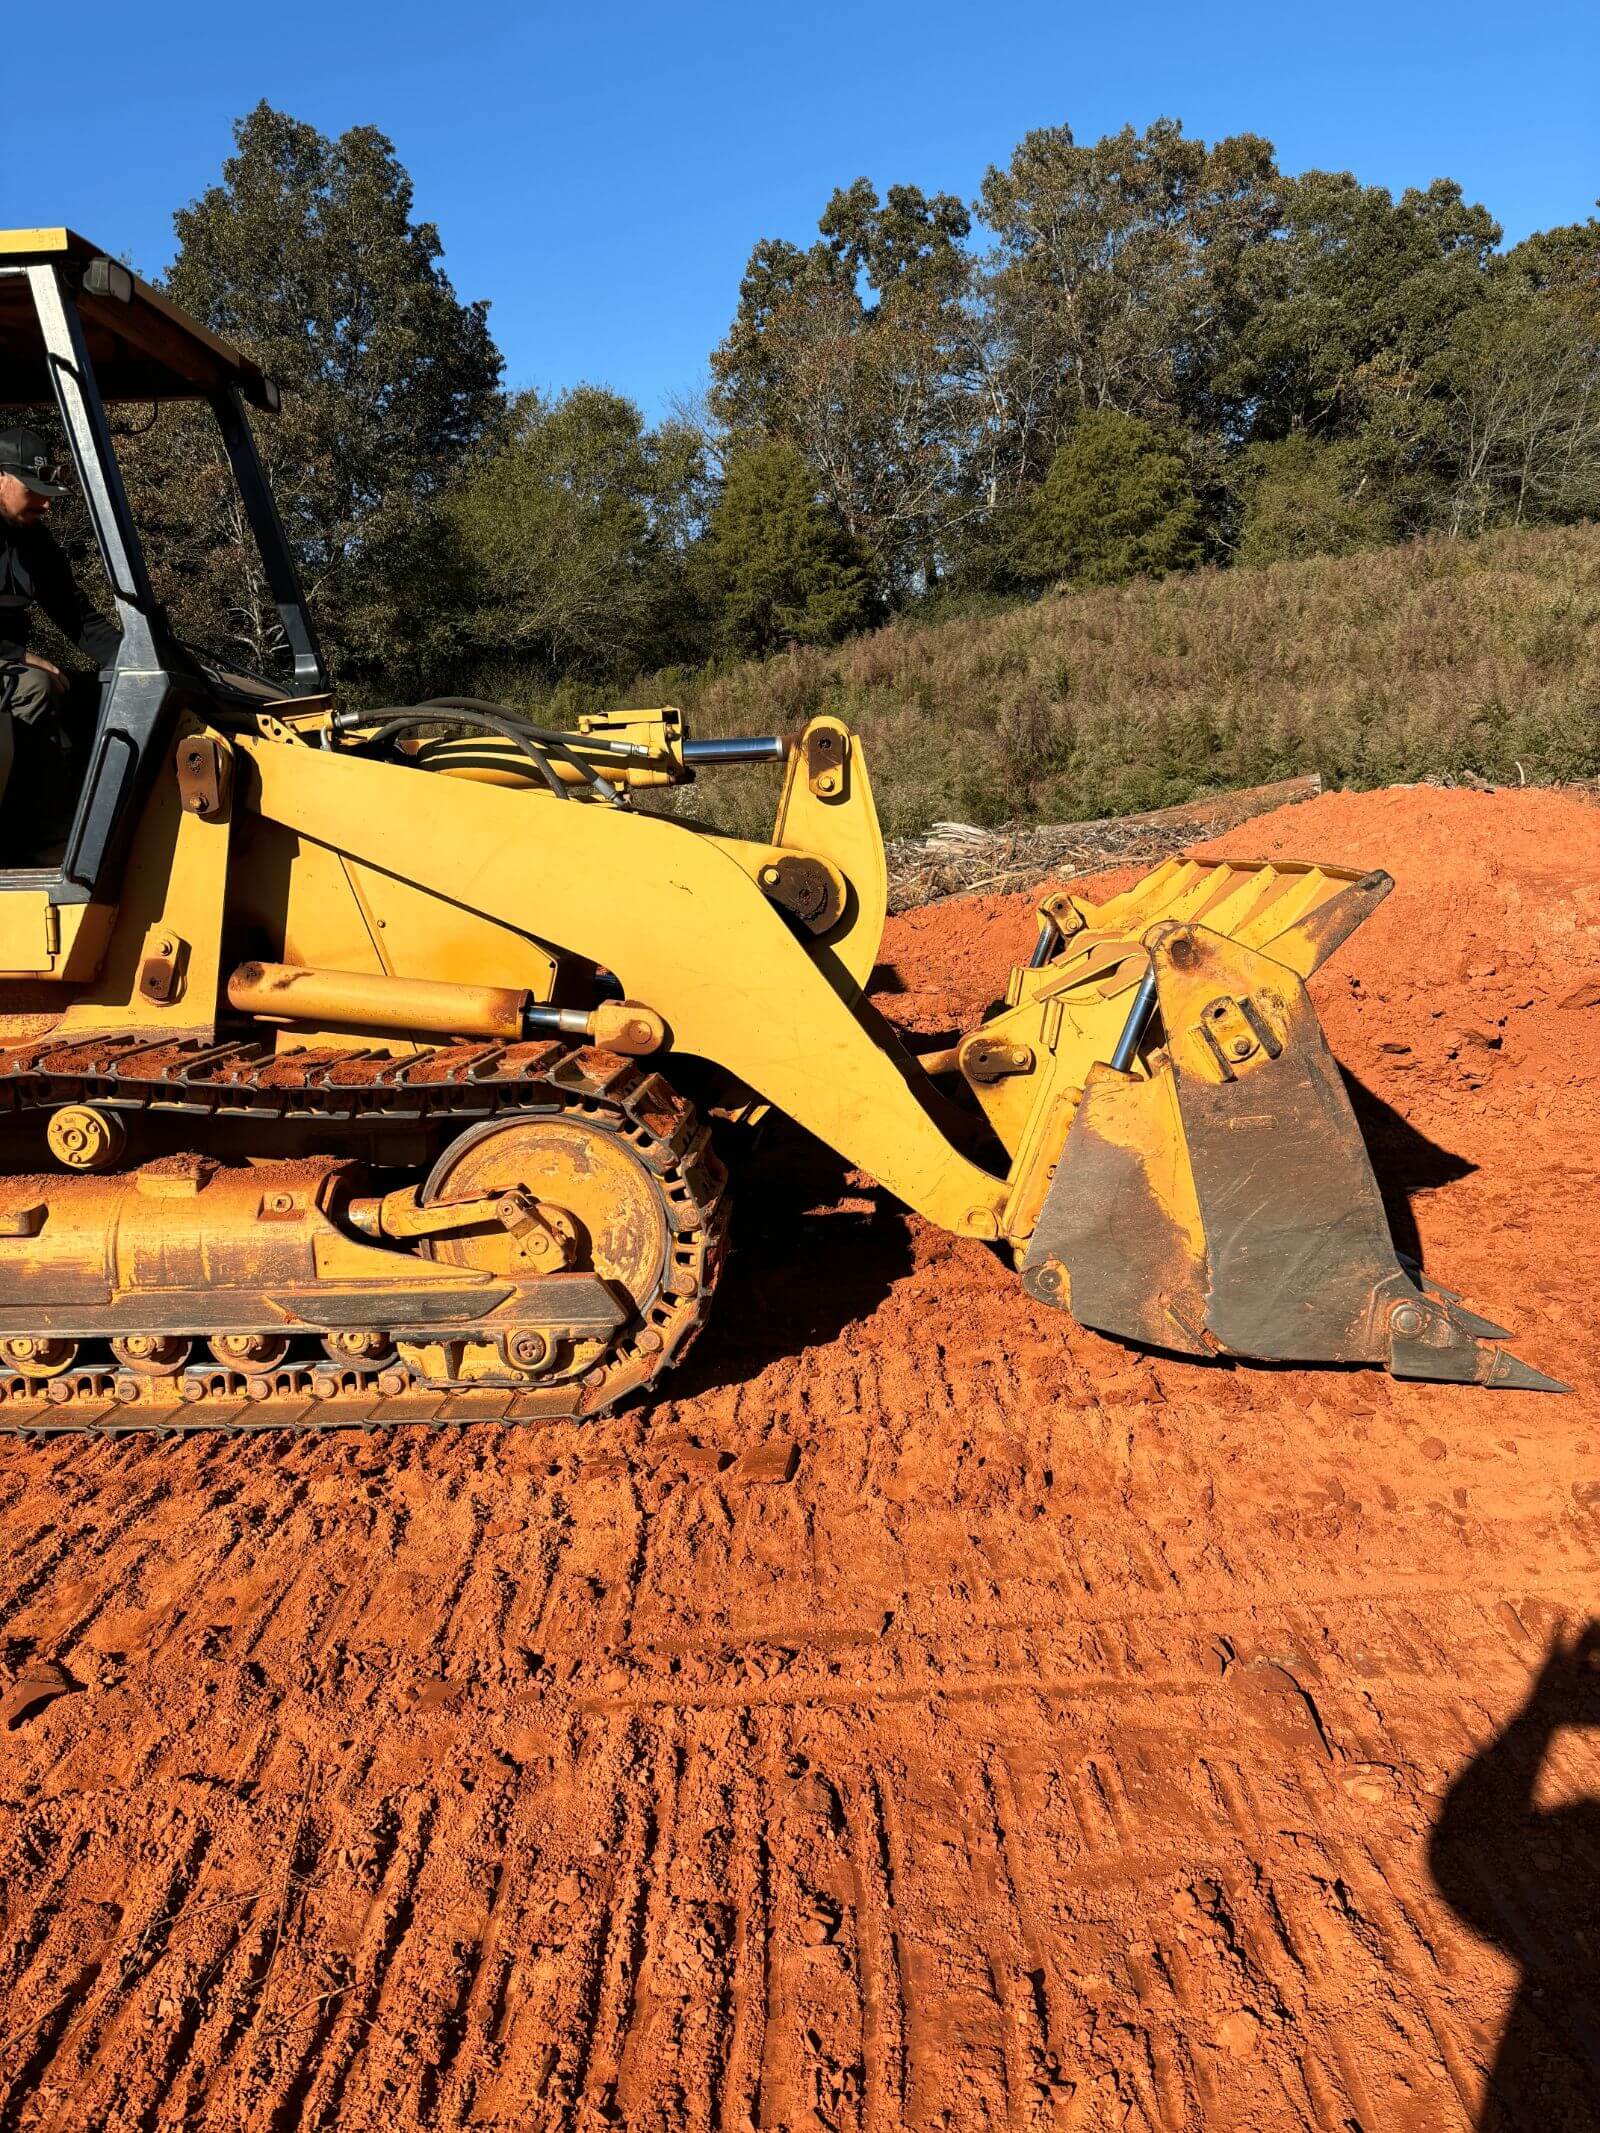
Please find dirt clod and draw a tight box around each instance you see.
[0,1658,80,1730]
[727,1438,800,1484]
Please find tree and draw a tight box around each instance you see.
[125,102,503,677]
[1237,433,1394,566]
[709,184,979,597]
[1224,172,1500,450]
[697,442,877,657]
[438,388,708,686]
[1018,411,1203,586]
[977,120,1283,481]
[1426,290,1600,535]
[1507,213,1600,335]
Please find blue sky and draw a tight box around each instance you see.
[11,0,1598,419]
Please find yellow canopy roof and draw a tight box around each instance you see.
[0,227,277,409]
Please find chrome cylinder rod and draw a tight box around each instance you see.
[1108,967,1160,1072]
[681,736,786,765]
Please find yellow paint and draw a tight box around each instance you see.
[0,229,72,254]
[57,718,233,1033]
[1078,855,1372,976]
[0,891,57,977]
[222,818,563,1053]
[1068,1063,1207,1260]
[238,732,1010,1234]
[769,715,887,993]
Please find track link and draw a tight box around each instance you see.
[0,1032,727,1434]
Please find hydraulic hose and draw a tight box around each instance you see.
[328,700,628,804]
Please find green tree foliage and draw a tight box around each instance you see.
[977,121,1282,474]
[435,388,707,686]
[698,442,877,656]
[1506,213,1600,332]
[1227,172,1501,453]
[1237,434,1395,566]
[1018,412,1203,585]
[126,102,502,677]
[711,128,1599,606]
[709,184,977,598]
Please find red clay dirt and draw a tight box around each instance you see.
[1,784,1597,2132]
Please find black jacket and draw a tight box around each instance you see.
[0,520,121,669]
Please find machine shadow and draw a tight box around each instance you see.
[659,1064,1477,1405]
[664,1115,916,1399]
[1428,1623,1600,2130]
[1340,1067,1476,1270]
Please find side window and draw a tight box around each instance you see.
[0,404,115,866]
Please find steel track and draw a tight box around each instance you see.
[0,1031,728,1434]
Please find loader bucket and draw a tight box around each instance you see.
[1016,860,1564,1392]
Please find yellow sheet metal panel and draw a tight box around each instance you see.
[0,890,57,976]
[57,720,233,1033]
[222,817,563,1051]
[0,229,72,254]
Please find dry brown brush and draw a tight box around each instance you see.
[499,522,1600,842]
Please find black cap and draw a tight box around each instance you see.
[0,429,69,499]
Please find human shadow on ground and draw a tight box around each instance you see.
[1428,1623,1600,2130]
[1340,1068,1476,1272]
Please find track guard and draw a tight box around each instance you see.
[1022,921,1565,1391]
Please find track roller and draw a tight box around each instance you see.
[208,1333,292,1375]
[109,1334,192,1376]
[0,1338,79,1379]
[323,1329,394,1365]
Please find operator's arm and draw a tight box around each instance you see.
[25,526,121,667]
[1427,1627,1600,1951]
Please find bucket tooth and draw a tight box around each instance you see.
[1476,1350,1571,1395]
[1386,1298,1569,1392]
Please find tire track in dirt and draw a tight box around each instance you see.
[1,787,1598,2129]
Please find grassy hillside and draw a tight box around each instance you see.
[537,523,1600,843]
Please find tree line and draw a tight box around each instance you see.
[94,104,1600,699]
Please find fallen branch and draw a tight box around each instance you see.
[885,776,1322,911]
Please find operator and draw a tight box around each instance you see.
[0,427,121,830]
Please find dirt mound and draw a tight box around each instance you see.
[2,785,1598,2130]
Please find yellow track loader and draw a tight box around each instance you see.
[0,228,1562,1431]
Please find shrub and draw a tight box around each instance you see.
[1238,433,1396,566]
[698,443,879,657]
[1018,411,1205,587]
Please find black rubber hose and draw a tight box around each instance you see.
[418,702,625,801]
[333,699,632,804]
[336,705,569,799]
[419,699,640,760]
